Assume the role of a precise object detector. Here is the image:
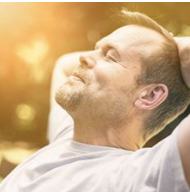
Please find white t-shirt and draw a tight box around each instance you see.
[0,105,189,192]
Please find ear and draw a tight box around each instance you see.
[134,84,169,110]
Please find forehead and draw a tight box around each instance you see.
[96,25,164,53]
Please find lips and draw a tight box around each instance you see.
[71,72,85,83]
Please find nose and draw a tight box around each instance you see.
[79,51,96,69]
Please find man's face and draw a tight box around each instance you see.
[56,25,163,122]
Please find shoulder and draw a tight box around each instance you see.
[113,130,189,192]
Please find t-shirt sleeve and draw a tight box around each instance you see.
[47,104,74,143]
[115,127,190,192]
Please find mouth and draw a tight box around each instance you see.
[71,72,85,83]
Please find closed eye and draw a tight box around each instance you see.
[95,43,121,63]
[105,49,118,62]
[105,50,127,69]
[106,53,116,62]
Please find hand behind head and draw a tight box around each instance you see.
[175,37,190,89]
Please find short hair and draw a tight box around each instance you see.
[120,9,190,139]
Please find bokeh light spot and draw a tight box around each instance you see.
[15,36,49,83]
[16,37,49,66]
[15,104,36,122]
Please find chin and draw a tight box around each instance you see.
[55,83,84,112]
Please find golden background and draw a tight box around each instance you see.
[0,2,190,179]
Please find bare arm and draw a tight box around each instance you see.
[50,51,87,108]
[175,37,190,186]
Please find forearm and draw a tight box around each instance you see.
[175,37,190,186]
[177,115,190,187]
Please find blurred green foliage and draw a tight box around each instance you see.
[0,2,190,148]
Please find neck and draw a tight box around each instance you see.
[72,115,144,151]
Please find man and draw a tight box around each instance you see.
[0,10,190,192]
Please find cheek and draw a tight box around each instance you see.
[93,62,122,85]
[92,61,140,96]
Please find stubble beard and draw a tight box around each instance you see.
[55,79,129,125]
[55,81,85,112]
